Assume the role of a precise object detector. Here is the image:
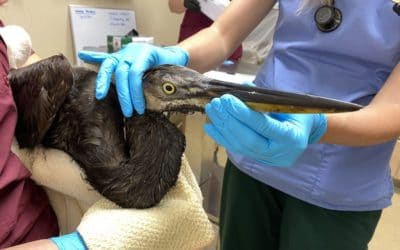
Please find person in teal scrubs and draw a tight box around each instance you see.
[79,0,400,249]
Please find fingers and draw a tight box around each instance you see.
[112,59,147,116]
[129,62,149,115]
[115,61,134,117]
[84,43,148,117]
[205,98,268,153]
[203,124,232,150]
[98,56,147,116]
[204,98,229,130]
[78,51,109,64]
[125,44,150,115]
[219,94,290,141]
[241,81,256,87]
[79,50,117,101]
[90,43,188,116]
[95,57,118,100]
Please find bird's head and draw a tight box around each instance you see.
[142,65,363,114]
[142,65,211,113]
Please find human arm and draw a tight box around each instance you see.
[204,94,327,167]
[180,0,275,72]
[79,0,276,116]
[168,0,193,13]
[204,64,400,167]
[3,240,58,250]
[321,62,400,146]
[3,232,86,250]
[169,0,275,72]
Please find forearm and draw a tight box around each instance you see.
[179,26,228,72]
[179,0,275,72]
[168,0,186,13]
[322,105,400,146]
[4,240,58,250]
[321,63,400,146]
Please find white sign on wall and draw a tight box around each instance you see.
[69,5,136,65]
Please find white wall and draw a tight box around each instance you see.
[0,0,183,63]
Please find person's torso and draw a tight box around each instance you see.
[229,0,400,211]
[0,20,58,247]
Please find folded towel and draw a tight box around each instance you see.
[12,140,216,249]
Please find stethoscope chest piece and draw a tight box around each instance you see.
[314,5,342,32]
[394,2,400,16]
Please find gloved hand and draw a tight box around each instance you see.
[78,43,189,117]
[204,94,327,167]
[50,231,87,250]
[184,0,201,12]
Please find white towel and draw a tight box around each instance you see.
[0,25,32,68]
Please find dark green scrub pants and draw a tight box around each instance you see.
[219,160,382,250]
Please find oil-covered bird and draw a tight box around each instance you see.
[9,55,362,209]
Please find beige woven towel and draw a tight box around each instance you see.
[78,156,216,250]
[12,140,216,249]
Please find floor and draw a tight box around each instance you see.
[369,188,400,250]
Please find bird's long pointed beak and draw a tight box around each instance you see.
[142,65,363,113]
[200,79,363,113]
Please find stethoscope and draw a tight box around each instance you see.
[393,0,400,16]
[314,0,400,33]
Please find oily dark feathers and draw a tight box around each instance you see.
[9,55,185,208]
[9,54,73,147]
[79,112,185,208]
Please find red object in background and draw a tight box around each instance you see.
[178,10,243,62]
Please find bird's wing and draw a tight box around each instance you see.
[9,54,74,147]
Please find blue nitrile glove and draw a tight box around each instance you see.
[204,94,327,167]
[78,43,189,117]
[50,231,87,250]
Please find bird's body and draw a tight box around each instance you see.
[9,55,362,208]
[41,67,186,209]
[10,55,185,208]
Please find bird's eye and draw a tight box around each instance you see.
[162,82,176,95]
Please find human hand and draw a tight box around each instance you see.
[204,94,327,167]
[184,0,201,12]
[50,231,87,250]
[78,43,189,116]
